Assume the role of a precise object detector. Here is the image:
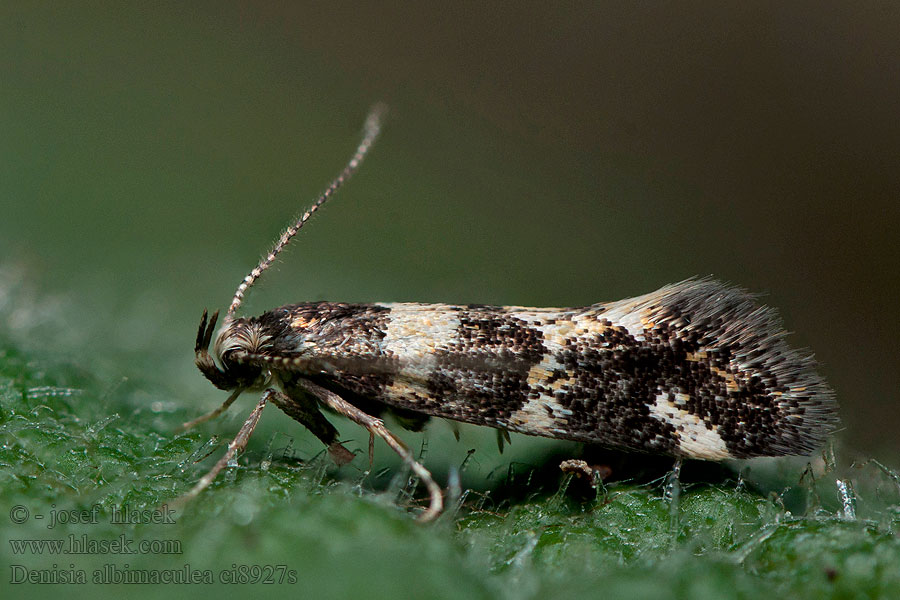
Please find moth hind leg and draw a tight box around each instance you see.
[296,378,444,522]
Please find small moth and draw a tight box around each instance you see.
[181,105,838,520]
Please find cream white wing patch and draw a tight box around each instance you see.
[377,303,460,368]
[649,392,732,459]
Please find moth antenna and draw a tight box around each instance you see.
[226,104,387,319]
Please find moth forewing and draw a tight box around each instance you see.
[183,106,838,522]
[224,282,836,461]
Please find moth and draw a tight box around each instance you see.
[181,105,838,521]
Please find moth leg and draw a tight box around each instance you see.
[178,387,243,432]
[559,459,611,488]
[296,379,444,522]
[172,389,271,507]
[268,384,355,466]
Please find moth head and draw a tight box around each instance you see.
[194,310,270,391]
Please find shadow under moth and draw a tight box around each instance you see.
[181,105,838,521]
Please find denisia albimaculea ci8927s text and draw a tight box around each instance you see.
[181,105,838,521]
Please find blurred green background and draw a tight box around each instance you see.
[2,3,899,598]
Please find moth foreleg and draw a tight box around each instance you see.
[269,384,355,466]
[178,387,243,432]
[173,389,271,507]
[295,379,444,522]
